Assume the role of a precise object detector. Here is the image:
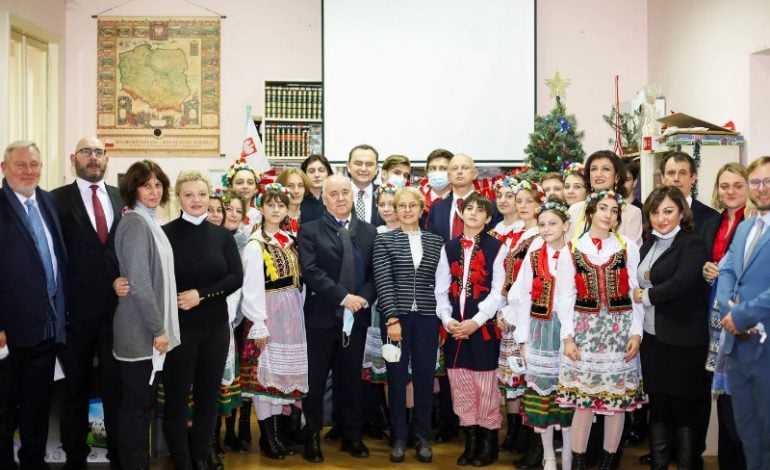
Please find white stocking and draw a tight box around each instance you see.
[561,427,573,467]
[570,409,593,453]
[255,400,273,420]
[603,412,625,453]
[540,426,555,460]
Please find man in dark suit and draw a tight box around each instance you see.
[347,144,383,227]
[298,174,377,463]
[661,151,719,231]
[0,140,67,470]
[52,137,123,470]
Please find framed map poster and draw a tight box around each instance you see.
[96,17,220,156]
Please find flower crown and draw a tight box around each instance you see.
[561,162,585,176]
[536,200,570,220]
[222,161,262,188]
[210,188,224,199]
[494,175,518,191]
[586,190,626,207]
[378,183,398,196]
[515,180,545,200]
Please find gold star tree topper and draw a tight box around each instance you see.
[545,71,570,99]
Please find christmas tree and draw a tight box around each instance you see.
[523,72,585,175]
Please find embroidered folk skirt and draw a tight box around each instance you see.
[497,327,526,399]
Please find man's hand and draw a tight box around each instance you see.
[0,330,6,348]
[342,295,367,313]
[177,290,201,311]
[113,277,130,297]
[624,334,642,361]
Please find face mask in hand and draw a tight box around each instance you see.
[381,339,402,363]
[427,171,449,190]
[342,308,354,337]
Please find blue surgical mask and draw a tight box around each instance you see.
[342,308,354,336]
[387,174,406,188]
[428,171,449,190]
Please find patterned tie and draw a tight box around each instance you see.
[90,184,109,244]
[744,218,766,265]
[355,189,366,221]
[25,199,56,296]
[451,198,464,239]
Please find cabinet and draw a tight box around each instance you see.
[264,81,323,161]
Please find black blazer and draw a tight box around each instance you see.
[372,229,444,320]
[699,209,744,259]
[639,230,710,347]
[691,198,719,233]
[0,181,68,347]
[52,182,123,329]
[298,212,377,330]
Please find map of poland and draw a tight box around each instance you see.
[118,43,191,112]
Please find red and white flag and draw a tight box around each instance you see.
[241,105,270,172]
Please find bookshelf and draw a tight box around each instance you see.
[264,81,323,161]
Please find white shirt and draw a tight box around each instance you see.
[75,177,115,232]
[554,232,644,340]
[14,191,59,281]
[449,189,476,236]
[491,220,526,248]
[354,183,375,223]
[435,236,508,328]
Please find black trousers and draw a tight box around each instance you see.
[717,394,747,470]
[59,321,121,464]
[384,313,439,441]
[303,325,366,441]
[162,319,228,463]
[117,359,158,470]
[0,339,57,470]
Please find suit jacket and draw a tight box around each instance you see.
[426,192,501,242]
[716,216,770,355]
[52,182,123,330]
[298,212,377,330]
[372,229,444,319]
[367,183,383,227]
[640,230,710,346]
[0,181,67,347]
[691,198,719,233]
[700,209,744,258]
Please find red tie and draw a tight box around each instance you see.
[451,198,464,239]
[460,237,474,250]
[90,184,108,244]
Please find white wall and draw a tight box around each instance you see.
[648,0,770,161]
[63,0,321,188]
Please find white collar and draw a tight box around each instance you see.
[652,225,681,240]
[686,195,693,207]
[76,177,105,193]
[182,211,208,225]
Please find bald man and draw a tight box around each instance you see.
[52,137,124,469]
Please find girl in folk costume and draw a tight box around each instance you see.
[555,191,646,470]
[435,193,509,467]
[490,176,523,247]
[223,161,263,235]
[496,180,543,458]
[240,183,309,460]
[505,200,574,470]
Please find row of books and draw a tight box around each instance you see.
[265,83,323,121]
[264,122,322,158]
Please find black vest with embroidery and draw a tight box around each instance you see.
[529,247,555,320]
[259,240,302,293]
[501,234,536,296]
[572,248,631,314]
[443,232,503,371]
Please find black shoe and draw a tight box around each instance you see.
[457,426,479,466]
[390,438,406,463]
[500,413,521,452]
[324,424,343,441]
[675,426,697,470]
[638,451,653,465]
[238,400,253,451]
[435,424,459,444]
[341,438,370,458]
[258,417,285,460]
[415,436,433,463]
[513,430,543,469]
[513,424,532,454]
[649,421,672,470]
[471,427,498,467]
[303,432,324,463]
[573,452,588,470]
[208,435,224,470]
[223,412,246,453]
[272,414,295,456]
[597,450,616,470]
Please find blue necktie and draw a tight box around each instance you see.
[25,199,56,296]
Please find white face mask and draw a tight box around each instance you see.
[428,171,449,190]
[381,339,402,363]
[387,174,407,188]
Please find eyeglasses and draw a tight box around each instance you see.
[748,177,770,189]
[397,203,420,211]
[77,148,106,158]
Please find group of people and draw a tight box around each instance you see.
[1,137,769,470]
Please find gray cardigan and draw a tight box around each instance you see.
[113,212,168,360]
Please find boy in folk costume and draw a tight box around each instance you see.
[435,193,508,467]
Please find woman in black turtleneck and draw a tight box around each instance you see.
[162,170,243,470]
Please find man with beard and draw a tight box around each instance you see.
[52,137,124,470]
[717,156,770,470]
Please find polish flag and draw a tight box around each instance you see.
[241,105,270,172]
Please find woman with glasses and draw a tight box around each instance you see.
[373,187,445,464]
